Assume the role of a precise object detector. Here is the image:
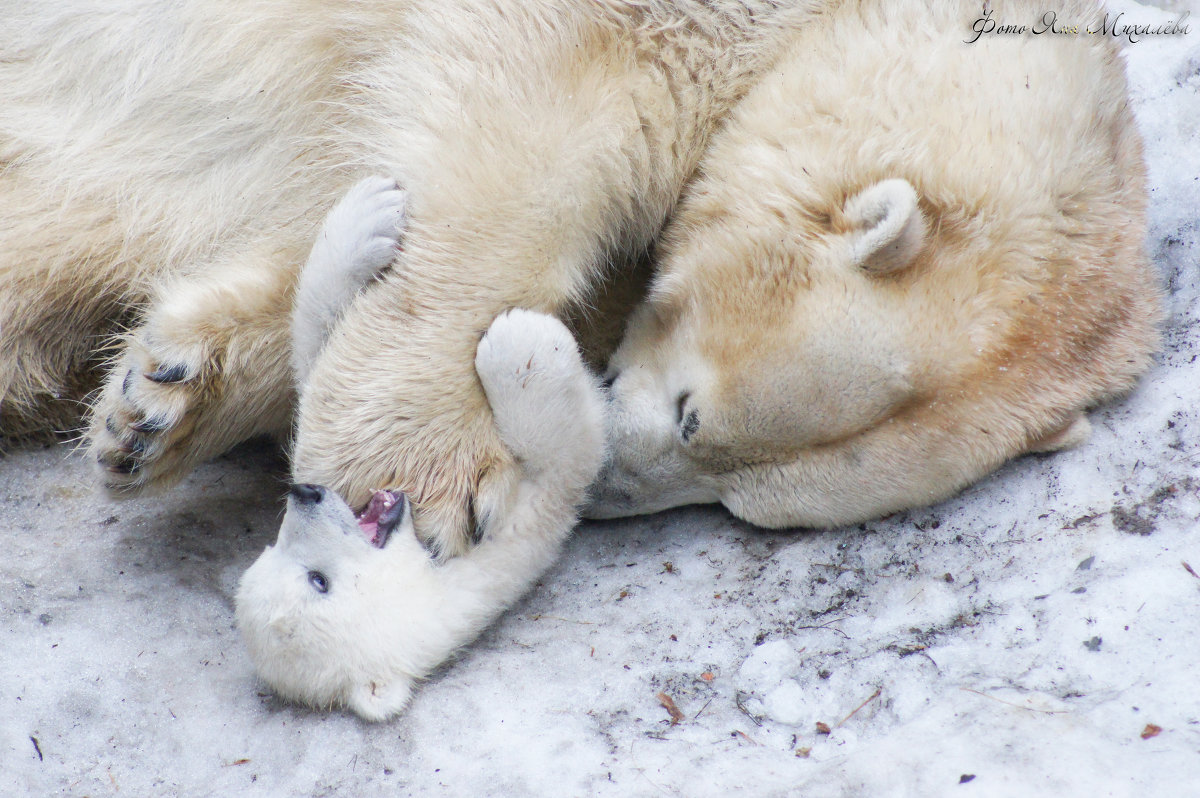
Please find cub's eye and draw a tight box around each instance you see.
[307,570,329,594]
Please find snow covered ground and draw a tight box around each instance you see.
[3,2,1198,795]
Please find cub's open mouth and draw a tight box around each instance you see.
[355,490,408,549]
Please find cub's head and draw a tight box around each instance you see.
[590,177,936,525]
[235,484,422,721]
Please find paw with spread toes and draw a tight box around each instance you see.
[86,256,299,497]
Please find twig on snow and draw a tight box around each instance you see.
[836,687,882,728]
[960,688,1067,715]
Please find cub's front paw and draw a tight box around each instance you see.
[475,309,603,474]
[309,176,408,287]
[292,177,409,382]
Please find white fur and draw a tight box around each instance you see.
[240,182,603,719]
[3,0,1159,716]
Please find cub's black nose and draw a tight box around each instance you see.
[289,483,325,505]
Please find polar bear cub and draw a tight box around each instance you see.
[236,179,605,720]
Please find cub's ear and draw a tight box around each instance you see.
[348,676,413,722]
[843,179,926,274]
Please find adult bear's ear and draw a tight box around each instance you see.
[348,676,413,722]
[843,179,926,274]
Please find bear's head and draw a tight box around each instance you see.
[235,484,421,721]
[590,176,954,526]
[586,130,1144,526]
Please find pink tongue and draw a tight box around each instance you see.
[356,491,397,542]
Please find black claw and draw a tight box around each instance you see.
[97,451,139,475]
[130,416,169,434]
[104,416,122,438]
[145,363,190,384]
[122,369,134,396]
[118,438,145,457]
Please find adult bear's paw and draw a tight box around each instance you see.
[88,274,292,495]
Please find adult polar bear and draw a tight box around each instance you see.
[1,0,822,556]
[234,0,1160,719]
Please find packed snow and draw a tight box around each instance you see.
[3,2,1198,795]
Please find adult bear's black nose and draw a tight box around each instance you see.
[289,483,325,505]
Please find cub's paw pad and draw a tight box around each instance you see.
[475,309,582,396]
[475,309,601,469]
